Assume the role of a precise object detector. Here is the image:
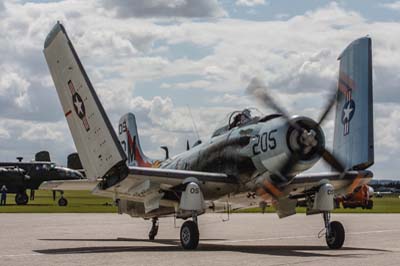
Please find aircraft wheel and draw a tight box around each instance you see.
[58,197,68,207]
[180,220,199,250]
[15,193,29,205]
[326,221,345,249]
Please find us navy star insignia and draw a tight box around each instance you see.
[74,97,83,115]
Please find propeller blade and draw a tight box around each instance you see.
[319,148,345,173]
[246,78,290,118]
[280,152,301,177]
[246,78,303,132]
[317,86,337,126]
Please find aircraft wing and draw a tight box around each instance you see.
[39,179,99,191]
[259,170,373,218]
[97,166,237,201]
[39,167,235,191]
[283,170,373,196]
[126,166,236,186]
[40,166,237,210]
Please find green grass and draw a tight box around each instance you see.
[237,195,400,214]
[0,190,399,213]
[0,190,117,213]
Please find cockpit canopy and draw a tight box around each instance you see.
[211,108,263,138]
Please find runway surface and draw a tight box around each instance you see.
[0,213,399,266]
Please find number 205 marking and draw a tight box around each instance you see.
[252,129,277,155]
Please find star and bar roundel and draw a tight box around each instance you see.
[65,80,90,132]
[338,72,356,136]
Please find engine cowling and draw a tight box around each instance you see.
[250,116,325,185]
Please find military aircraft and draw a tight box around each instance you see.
[0,151,84,205]
[42,22,374,250]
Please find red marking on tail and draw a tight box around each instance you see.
[127,130,151,167]
[338,71,356,96]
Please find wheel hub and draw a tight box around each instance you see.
[181,227,190,245]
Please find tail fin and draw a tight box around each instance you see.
[118,113,154,167]
[43,22,126,181]
[67,152,83,171]
[333,37,374,170]
[35,151,51,162]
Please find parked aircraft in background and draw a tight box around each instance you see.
[43,22,374,250]
[0,151,84,205]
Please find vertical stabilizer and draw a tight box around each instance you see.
[118,113,154,167]
[333,37,374,170]
[44,22,126,181]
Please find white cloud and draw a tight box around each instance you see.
[275,13,290,20]
[0,1,399,178]
[0,1,4,13]
[236,0,266,7]
[0,65,31,110]
[101,0,226,18]
[381,1,400,11]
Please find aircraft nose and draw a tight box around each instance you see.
[287,116,325,160]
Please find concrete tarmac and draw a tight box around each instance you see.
[0,213,399,266]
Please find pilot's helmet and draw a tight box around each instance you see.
[242,108,251,119]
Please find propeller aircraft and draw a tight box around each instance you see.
[42,22,374,250]
[0,151,84,205]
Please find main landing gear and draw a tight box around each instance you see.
[147,212,200,250]
[180,211,200,250]
[322,211,345,249]
[147,181,203,249]
[15,191,29,205]
[53,190,68,206]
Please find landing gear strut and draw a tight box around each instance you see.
[180,211,199,250]
[323,211,345,249]
[149,217,159,240]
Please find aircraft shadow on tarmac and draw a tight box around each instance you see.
[35,238,390,257]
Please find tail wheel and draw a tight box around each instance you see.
[180,221,199,250]
[326,221,345,249]
[58,197,68,207]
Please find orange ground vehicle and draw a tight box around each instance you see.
[336,184,374,209]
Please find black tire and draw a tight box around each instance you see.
[326,221,345,249]
[180,221,199,250]
[15,193,29,205]
[58,197,68,207]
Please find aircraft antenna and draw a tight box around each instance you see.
[187,105,200,141]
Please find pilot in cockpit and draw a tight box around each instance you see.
[230,109,252,129]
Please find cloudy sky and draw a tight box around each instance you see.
[0,0,399,179]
